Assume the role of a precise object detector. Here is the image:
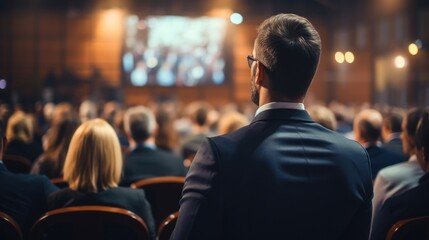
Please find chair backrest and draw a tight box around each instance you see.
[158,211,179,240]
[0,211,23,240]
[50,178,69,188]
[3,154,32,174]
[130,176,184,228]
[30,206,150,240]
[386,216,429,240]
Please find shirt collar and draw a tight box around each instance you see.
[255,102,305,117]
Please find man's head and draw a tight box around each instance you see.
[354,109,383,145]
[124,106,157,144]
[381,109,404,142]
[251,13,321,105]
[401,108,426,156]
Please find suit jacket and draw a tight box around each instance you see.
[122,145,185,186]
[0,162,58,235]
[370,173,429,240]
[382,137,407,162]
[372,155,424,230]
[172,109,373,240]
[366,145,405,180]
[47,187,156,239]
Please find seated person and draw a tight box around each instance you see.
[370,111,429,240]
[5,111,43,163]
[0,119,58,236]
[122,106,185,186]
[47,119,156,239]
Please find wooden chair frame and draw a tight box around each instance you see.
[30,205,150,240]
[158,211,179,240]
[0,210,23,240]
[386,216,429,240]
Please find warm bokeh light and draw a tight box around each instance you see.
[335,51,345,63]
[230,13,243,25]
[408,43,419,55]
[345,51,355,63]
[394,56,406,69]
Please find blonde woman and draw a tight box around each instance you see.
[5,111,43,163]
[47,119,155,239]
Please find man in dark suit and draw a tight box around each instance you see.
[0,119,58,235]
[354,109,404,179]
[121,106,185,186]
[172,13,373,240]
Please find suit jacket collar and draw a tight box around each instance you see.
[252,109,313,123]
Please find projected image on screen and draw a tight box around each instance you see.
[122,15,228,87]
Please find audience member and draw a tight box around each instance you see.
[381,108,407,161]
[78,100,97,123]
[307,105,337,131]
[354,109,404,179]
[217,111,249,135]
[370,110,429,240]
[155,108,180,153]
[0,118,58,236]
[47,118,156,239]
[172,13,372,240]
[372,108,426,233]
[180,101,214,162]
[5,111,43,163]
[121,106,185,186]
[31,104,80,178]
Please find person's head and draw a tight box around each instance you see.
[155,108,179,152]
[353,109,383,145]
[307,105,337,131]
[381,109,404,142]
[124,106,157,144]
[6,111,33,143]
[44,110,80,173]
[401,108,426,156]
[217,111,250,135]
[415,110,429,172]
[250,13,321,105]
[63,119,122,193]
[79,100,97,123]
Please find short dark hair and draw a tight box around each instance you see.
[405,108,426,138]
[359,120,381,142]
[382,109,403,133]
[255,13,321,100]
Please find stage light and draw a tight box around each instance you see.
[230,13,243,25]
[394,56,406,69]
[345,51,355,63]
[408,43,418,55]
[335,51,344,63]
[146,57,158,68]
[0,79,6,89]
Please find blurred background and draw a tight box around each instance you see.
[0,0,428,109]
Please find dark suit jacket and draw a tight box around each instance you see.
[122,145,185,185]
[6,139,43,163]
[370,173,429,240]
[172,109,373,240]
[366,145,405,180]
[0,163,58,235]
[47,187,156,239]
[382,137,408,162]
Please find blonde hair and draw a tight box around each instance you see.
[6,111,33,143]
[218,111,249,135]
[63,118,122,193]
[307,105,337,131]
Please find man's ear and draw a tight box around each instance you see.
[255,62,270,88]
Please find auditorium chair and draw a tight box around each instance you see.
[0,210,23,240]
[158,211,179,240]
[386,216,429,240]
[50,178,69,188]
[130,176,184,229]
[3,154,32,174]
[30,205,150,240]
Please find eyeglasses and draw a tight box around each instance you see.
[247,55,257,68]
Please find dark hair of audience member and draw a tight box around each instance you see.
[156,108,179,152]
[415,111,429,166]
[255,14,321,100]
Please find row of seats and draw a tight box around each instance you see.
[0,206,179,240]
